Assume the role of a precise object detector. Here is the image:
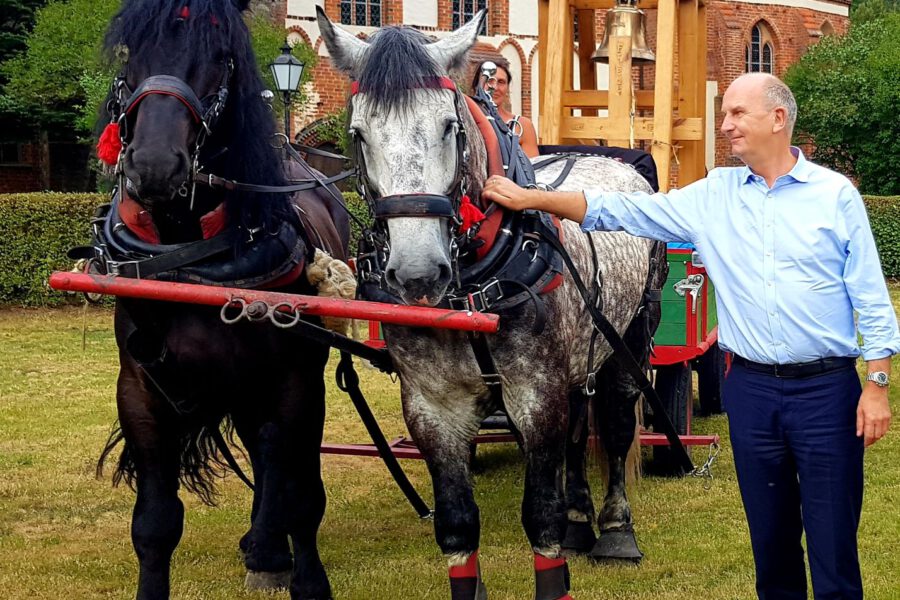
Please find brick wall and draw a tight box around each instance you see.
[708,1,848,166]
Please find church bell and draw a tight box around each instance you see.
[591,0,656,64]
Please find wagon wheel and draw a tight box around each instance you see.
[647,362,692,476]
[696,342,728,415]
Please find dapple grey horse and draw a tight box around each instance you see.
[320,8,664,599]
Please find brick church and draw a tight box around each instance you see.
[272,0,849,170]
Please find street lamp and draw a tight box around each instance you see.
[269,41,305,138]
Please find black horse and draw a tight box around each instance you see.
[93,1,348,598]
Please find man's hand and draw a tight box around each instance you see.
[481,176,590,223]
[857,385,891,447]
[481,176,542,210]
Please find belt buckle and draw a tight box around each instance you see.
[773,363,782,378]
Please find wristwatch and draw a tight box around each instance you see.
[866,371,890,387]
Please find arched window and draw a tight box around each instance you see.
[340,0,381,27]
[453,0,488,34]
[745,22,775,74]
[821,21,835,36]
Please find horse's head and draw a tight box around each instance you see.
[318,8,486,306]
[103,0,277,227]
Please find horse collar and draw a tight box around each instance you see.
[118,194,227,244]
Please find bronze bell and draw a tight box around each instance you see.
[591,0,656,65]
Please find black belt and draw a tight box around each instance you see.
[732,355,856,378]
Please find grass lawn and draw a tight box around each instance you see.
[1,288,899,599]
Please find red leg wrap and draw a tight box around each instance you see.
[534,553,571,600]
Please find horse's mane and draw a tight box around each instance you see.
[103,0,291,231]
[356,26,444,114]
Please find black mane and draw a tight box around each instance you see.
[356,26,444,113]
[103,0,290,230]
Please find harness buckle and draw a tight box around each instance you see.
[481,373,504,387]
[584,372,597,397]
[107,259,140,278]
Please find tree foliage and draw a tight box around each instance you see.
[784,14,900,195]
[1,0,314,140]
[850,0,900,24]
[0,0,50,138]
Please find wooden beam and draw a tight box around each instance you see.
[560,116,703,140]
[576,9,598,117]
[562,89,656,109]
[677,0,705,186]
[540,0,568,144]
[651,0,677,191]
[606,33,634,147]
[572,0,659,9]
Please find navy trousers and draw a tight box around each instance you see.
[723,362,865,600]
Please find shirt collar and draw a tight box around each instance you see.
[741,146,813,184]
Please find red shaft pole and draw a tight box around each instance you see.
[49,272,499,333]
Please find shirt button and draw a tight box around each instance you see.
[767,281,773,287]
[770,311,775,316]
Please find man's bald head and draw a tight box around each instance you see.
[730,73,798,138]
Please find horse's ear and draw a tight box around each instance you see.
[316,6,368,76]
[425,9,485,72]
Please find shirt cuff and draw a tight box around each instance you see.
[580,189,603,231]
[861,348,899,362]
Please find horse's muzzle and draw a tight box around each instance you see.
[124,145,191,201]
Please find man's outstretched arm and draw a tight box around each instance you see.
[482,176,588,222]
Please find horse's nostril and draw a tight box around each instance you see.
[437,263,452,286]
[385,268,401,288]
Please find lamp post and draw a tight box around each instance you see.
[269,42,305,139]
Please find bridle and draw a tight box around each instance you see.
[350,76,474,285]
[107,59,234,206]
[351,77,470,226]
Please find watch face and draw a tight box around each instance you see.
[870,372,889,386]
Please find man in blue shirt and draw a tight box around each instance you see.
[483,73,898,599]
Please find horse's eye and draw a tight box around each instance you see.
[443,119,458,140]
[350,128,366,146]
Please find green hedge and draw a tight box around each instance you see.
[864,196,900,278]
[1,192,897,306]
[0,193,104,306]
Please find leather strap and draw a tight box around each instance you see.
[195,169,354,193]
[373,194,456,219]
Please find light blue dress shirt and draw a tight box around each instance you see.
[582,148,900,364]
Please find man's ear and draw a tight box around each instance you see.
[772,106,788,134]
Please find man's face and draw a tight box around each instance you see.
[486,68,509,108]
[720,79,776,162]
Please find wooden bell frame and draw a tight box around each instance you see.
[538,0,708,191]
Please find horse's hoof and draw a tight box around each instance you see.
[561,520,597,555]
[244,569,291,590]
[588,527,643,562]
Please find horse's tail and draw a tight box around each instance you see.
[96,416,242,506]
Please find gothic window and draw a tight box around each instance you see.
[340,0,381,27]
[452,0,488,34]
[745,22,775,74]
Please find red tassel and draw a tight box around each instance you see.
[459,195,485,232]
[97,122,122,165]
[179,6,190,18]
